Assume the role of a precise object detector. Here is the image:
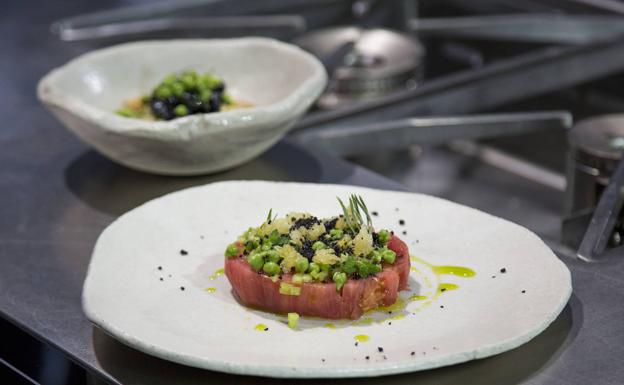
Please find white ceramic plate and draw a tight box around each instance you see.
[83,181,572,378]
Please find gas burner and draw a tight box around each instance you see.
[294,27,425,109]
[568,114,624,181]
[564,114,624,250]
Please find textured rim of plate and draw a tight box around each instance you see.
[37,38,327,139]
[83,181,572,378]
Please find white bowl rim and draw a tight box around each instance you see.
[37,38,327,140]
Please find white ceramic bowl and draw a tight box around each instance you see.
[37,39,327,175]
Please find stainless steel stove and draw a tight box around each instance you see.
[4,0,624,384]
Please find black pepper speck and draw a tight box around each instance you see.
[388,322,392,325]
[180,286,185,291]
[159,277,163,281]
[321,359,325,362]
[372,211,378,216]
[383,355,387,360]
[440,305,444,309]
[378,347,384,352]
[157,266,162,270]
[522,290,526,293]
[402,230,407,235]
[500,268,507,273]
[441,288,447,292]
[491,275,496,278]
[180,249,188,255]
[411,351,415,356]
[365,356,370,360]
[355,342,358,347]
[264,328,268,331]
[399,219,405,225]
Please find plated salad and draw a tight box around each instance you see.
[224,195,410,320]
[116,70,251,121]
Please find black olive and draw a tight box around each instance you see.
[213,82,225,93]
[209,92,222,112]
[181,92,204,113]
[150,99,175,120]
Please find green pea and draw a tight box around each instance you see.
[116,107,137,118]
[333,272,347,291]
[263,261,280,275]
[266,250,280,263]
[222,92,233,105]
[378,229,391,244]
[182,74,196,89]
[316,271,328,281]
[171,82,185,97]
[247,253,264,271]
[224,243,239,257]
[199,89,213,103]
[356,260,370,278]
[162,74,177,86]
[308,262,320,273]
[312,241,326,250]
[154,86,172,99]
[201,74,222,89]
[329,229,343,239]
[295,257,309,273]
[292,274,304,284]
[174,104,189,117]
[370,250,382,264]
[382,249,396,264]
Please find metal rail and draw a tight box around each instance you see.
[294,111,572,156]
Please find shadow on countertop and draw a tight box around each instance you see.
[91,295,582,385]
[63,140,334,216]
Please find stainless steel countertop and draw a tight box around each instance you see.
[2,1,623,384]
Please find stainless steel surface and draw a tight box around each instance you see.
[409,14,624,44]
[4,1,624,384]
[577,156,624,261]
[54,15,307,42]
[295,27,425,101]
[296,35,624,131]
[294,111,572,156]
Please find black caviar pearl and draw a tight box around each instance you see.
[150,99,174,120]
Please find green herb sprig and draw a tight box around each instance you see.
[337,195,373,234]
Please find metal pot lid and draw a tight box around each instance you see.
[569,114,624,174]
[294,27,425,96]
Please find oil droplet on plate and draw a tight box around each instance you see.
[254,323,268,331]
[354,334,369,342]
[431,265,476,278]
[438,283,459,293]
[324,323,336,329]
[209,268,225,280]
[204,287,216,293]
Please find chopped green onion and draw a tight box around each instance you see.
[279,282,301,296]
[287,312,300,329]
